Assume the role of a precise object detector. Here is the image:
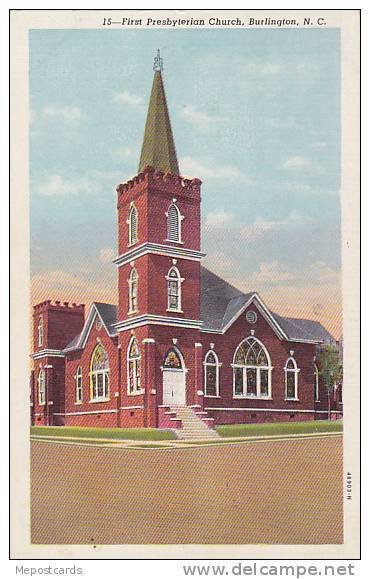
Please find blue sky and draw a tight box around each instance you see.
[30,28,341,336]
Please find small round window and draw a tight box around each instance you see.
[246,310,257,324]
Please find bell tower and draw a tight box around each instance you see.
[114,52,205,331]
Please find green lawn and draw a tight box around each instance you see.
[215,420,343,438]
[30,426,176,441]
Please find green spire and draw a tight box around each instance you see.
[138,52,179,175]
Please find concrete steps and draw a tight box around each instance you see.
[170,405,220,440]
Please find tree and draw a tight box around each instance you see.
[315,344,343,420]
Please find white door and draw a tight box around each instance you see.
[163,370,186,405]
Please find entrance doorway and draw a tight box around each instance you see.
[162,348,186,405]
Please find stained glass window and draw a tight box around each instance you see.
[38,369,46,405]
[314,364,319,401]
[285,357,299,399]
[167,267,182,311]
[90,344,109,400]
[246,368,257,395]
[234,367,244,396]
[128,337,141,394]
[128,267,138,313]
[76,367,82,403]
[260,369,269,396]
[233,337,271,398]
[37,316,43,347]
[204,351,219,397]
[163,348,182,369]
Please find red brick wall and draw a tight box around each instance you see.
[33,301,85,352]
[201,302,318,424]
[117,167,201,255]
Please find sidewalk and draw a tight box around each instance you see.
[30,430,342,450]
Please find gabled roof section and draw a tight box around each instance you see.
[200,267,252,332]
[138,70,179,175]
[64,302,117,352]
[272,313,336,345]
[200,266,334,344]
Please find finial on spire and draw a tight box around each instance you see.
[153,49,163,72]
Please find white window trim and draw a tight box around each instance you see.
[127,336,144,396]
[37,316,44,347]
[165,201,184,244]
[284,357,300,401]
[90,371,110,402]
[38,369,46,405]
[127,203,138,248]
[231,337,273,399]
[232,364,273,399]
[314,363,320,402]
[128,267,139,315]
[75,367,83,404]
[203,350,221,398]
[90,345,110,402]
[166,266,184,313]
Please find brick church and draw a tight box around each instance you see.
[30,53,342,430]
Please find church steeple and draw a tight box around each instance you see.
[138,50,180,175]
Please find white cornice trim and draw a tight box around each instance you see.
[204,407,316,413]
[114,314,202,332]
[31,349,65,359]
[113,242,206,266]
[64,304,116,352]
[54,409,117,416]
[201,294,321,345]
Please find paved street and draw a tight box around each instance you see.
[31,436,343,545]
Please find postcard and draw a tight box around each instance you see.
[10,8,360,560]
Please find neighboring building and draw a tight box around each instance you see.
[30,54,342,429]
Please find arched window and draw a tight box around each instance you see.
[166,266,183,312]
[232,337,272,398]
[127,337,141,394]
[163,348,183,369]
[37,316,43,347]
[167,202,181,242]
[127,204,138,246]
[314,363,319,401]
[75,366,83,403]
[90,344,109,401]
[204,351,220,397]
[285,357,300,400]
[38,369,46,405]
[128,267,138,313]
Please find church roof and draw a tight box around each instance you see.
[64,270,334,351]
[138,66,179,175]
[200,266,335,344]
[63,302,117,352]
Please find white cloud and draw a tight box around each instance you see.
[42,105,83,122]
[310,141,327,150]
[205,210,233,228]
[35,170,122,197]
[241,212,304,241]
[99,247,116,263]
[113,146,137,160]
[180,156,248,182]
[179,105,219,130]
[113,90,143,106]
[36,175,97,197]
[31,270,90,291]
[249,261,297,285]
[247,259,339,289]
[283,155,312,170]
